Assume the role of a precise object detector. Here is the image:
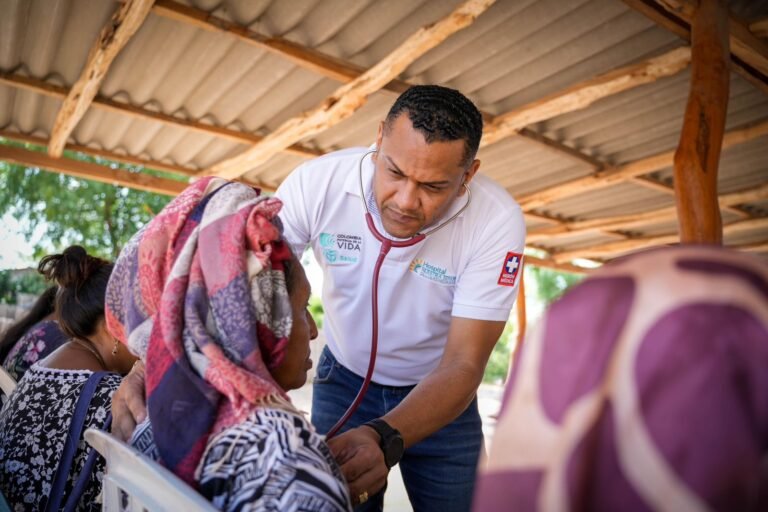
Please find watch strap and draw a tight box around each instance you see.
[364,418,399,440]
[364,418,403,468]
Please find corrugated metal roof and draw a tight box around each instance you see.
[1,0,767,264]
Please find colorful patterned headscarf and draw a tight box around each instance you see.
[105,177,294,484]
[474,246,768,512]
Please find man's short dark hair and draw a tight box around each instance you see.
[384,85,483,168]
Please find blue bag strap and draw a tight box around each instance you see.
[63,413,112,512]
[46,371,110,512]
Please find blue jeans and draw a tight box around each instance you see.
[312,347,484,512]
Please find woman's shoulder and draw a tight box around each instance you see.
[208,406,321,453]
[14,366,121,402]
[199,406,351,511]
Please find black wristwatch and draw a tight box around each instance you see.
[364,418,404,469]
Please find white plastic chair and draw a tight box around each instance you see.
[84,429,218,512]
[0,366,16,397]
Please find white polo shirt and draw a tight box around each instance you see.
[276,146,526,385]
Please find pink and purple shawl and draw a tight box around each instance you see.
[474,246,768,512]
[105,177,294,484]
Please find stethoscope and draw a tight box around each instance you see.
[325,150,472,438]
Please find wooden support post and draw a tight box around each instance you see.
[673,0,729,244]
[515,271,527,349]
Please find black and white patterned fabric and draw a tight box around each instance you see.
[131,406,352,511]
[0,365,120,511]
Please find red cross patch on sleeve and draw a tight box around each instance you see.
[497,252,523,287]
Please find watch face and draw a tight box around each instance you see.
[384,434,404,468]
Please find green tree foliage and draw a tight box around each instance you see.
[0,269,47,304]
[482,266,584,384]
[0,138,179,260]
[308,294,324,329]
[483,321,516,384]
[529,266,584,305]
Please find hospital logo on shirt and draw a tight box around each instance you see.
[498,252,523,287]
[319,232,362,265]
[409,258,457,285]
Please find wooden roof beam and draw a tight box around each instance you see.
[738,240,768,253]
[623,0,768,95]
[0,144,187,196]
[751,18,768,39]
[522,255,589,274]
[551,216,768,262]
[156,0,638,182]
[207,0,497,180]
[152,0,412,95]
[1,130,196,176]
[49,0,154,158]
[0,72,321,159]
[481,47,691,147]
[1,130,278,193]
[517,118,768,211]
[631,174,750,218]
[527,182,768,243]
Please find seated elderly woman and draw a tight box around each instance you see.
[105,177,351,511]
[0,246,138,510]
[473,245,768,512]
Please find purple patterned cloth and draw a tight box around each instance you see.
[473,246,768,512]
[2,319,68,381]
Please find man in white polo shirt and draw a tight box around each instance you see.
[276,85,526,511]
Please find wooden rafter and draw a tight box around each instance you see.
[0,145,187,196]
[1,130,196,176]
[207,0,497,180]
[481,47,692,147]
[523,255,588,274]
[527,182,768,243]
[623,0,768,95]
[552,216,768,262]
[517,118,768,211]
[48,0,154,158]
[751,18,768,39]
[0,73,322,159]
[739,240,768,253]
[158,0,687,186]
[632,172,749,218]
[152,0,412,95]
[516,128,608,170]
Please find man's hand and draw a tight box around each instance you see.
[111,360,147,441]
[327,426,389,505]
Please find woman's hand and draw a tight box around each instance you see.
[111,360,147,441]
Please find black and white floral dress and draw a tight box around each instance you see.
[131,406,352,511]
[0,365,120,511]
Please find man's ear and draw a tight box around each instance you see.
[458,159,480,196]
[373,121,385,164]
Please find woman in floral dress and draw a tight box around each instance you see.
[0,246,138,511]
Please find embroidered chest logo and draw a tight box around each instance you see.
[498,252,523,287]
[320,232,362,264]
[409,258,457,285]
